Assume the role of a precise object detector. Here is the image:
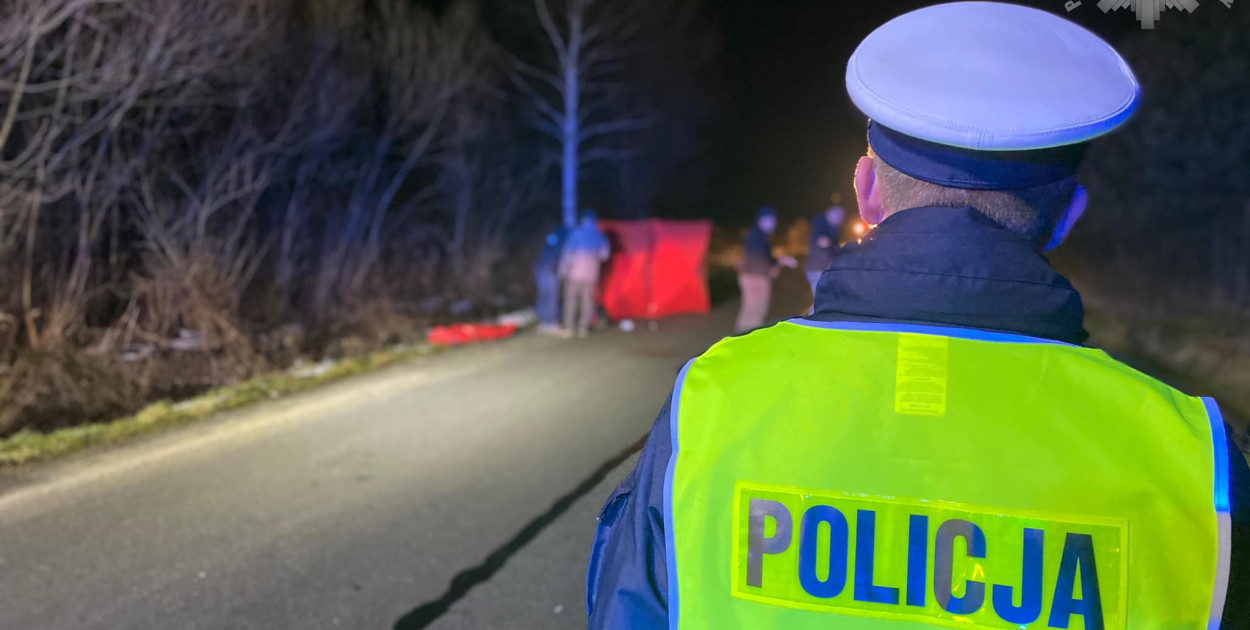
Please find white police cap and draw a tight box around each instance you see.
[847,2,1140,152]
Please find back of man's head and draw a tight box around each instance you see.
[845,2,1138,250]
[872,156,1078,245]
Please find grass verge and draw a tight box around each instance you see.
[0,343,442,467]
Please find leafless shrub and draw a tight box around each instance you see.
[508,0,653,226]
[310,0,492,317]
[0,0,710,435]
[0,349,141,437]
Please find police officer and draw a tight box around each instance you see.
[805,193,846,297]
[586,4,1248,629]
[735,206,797,333]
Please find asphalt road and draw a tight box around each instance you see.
[2,272,1239,630]
[0,308,738,630]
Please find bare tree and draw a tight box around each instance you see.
[310,0,490,315]
[1,0,651,435]
[0,0,280,348]
[0,0,85,343]
[509,0,651,226]
[432,6,511,289]
[269,51,367,317]
[459,151,554,296]
[439,105,554,296]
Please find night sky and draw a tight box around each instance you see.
[699,0,1137,225]
[426,0,1190,225]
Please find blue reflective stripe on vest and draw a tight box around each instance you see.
[793,319,1078,346]
[1204,398,1231,514]
[666,359,695,630]
[1203,398,1232,629]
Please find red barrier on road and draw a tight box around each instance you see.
[426,322,518,346]
[599,219,711,320]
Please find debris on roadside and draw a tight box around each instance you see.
[288,358,338,380]
[168,329,205,351]
[495,308,537,328]
[121,343,156,363]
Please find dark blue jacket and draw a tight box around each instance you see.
[739,226,776,276]
[805,211,841,273]
[535,228,567,276]
[564,223,610,256]
[586,206,1250,629]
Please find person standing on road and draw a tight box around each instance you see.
[586,4,1249,629]
[534,226,567,335]
[805,193,846,296]
[735,206,796,333]
[559,209,610,338]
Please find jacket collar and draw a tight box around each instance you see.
[811,206,1087,344]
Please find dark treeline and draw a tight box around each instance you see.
[1065,4,1249,309]
[0,0,716,435]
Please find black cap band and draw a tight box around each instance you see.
[868,122,1087,191]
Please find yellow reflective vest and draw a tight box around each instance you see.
[665,321,1231,630]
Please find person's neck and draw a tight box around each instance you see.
[811,206,1087,344]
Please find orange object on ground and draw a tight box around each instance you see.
[426,322,518,346]
[598,219,712,321]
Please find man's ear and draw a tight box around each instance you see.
[1043,184,1088,252]
[854,156,886,225]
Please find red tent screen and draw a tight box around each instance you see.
[598,219,711,320]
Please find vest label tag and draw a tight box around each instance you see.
[895,334,949,416]
[733,481,1128,630]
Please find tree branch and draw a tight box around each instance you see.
[579,116,652,142]
[580,146,643,165]
[533,0,570,68]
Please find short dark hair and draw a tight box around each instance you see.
[873,156,1077,244]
